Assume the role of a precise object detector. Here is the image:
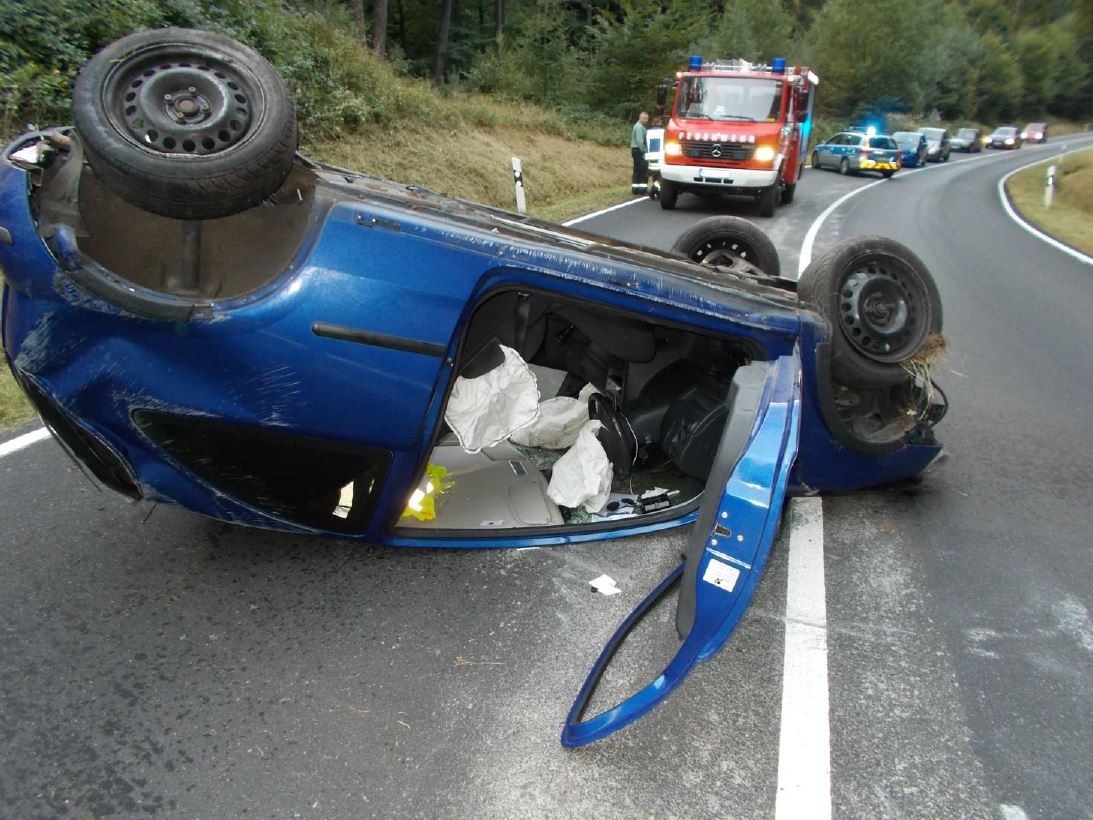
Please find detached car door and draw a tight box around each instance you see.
[562,352,801,746]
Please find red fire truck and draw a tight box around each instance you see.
[656,56,819,216]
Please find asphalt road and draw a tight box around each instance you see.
[2,136,1091,818]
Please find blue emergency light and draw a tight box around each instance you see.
[771,57,786,74]
[688,54,703,71]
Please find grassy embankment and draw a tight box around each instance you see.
[1005,145,1093,255]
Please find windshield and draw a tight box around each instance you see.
[956,129,977,139]
[920,128,945,140]
[868,136,897,150]
[675,76,785,122]
[994,127,1017,137]
[892,132,920,148]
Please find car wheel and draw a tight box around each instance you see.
[73,28,297,221]
[798,236,942,389]
[758,183,778,217]
[780,181,796,204]
[811,151,820,169]
[659,179,678,210]
[881,171,894,179]
[839,157,849,175]
[670,216,780,276]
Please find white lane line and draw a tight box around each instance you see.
[775,495,831,820]
[0,425,49,458]
[797,135,1093,278]
[796,178,889,279]
[997,145,1093,266]
[562,197,645,226]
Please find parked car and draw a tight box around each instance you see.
[811,131,902,178]
[892,131,928,167]
[917,127,951,162]
[0,29,948,749]
[988,126,1022,149]
[950,127,983,153]
[1021,122,1048,144]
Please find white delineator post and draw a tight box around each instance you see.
[512,157,526,214]
[1045,164,1056,208]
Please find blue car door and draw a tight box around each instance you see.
[561,352,802,746]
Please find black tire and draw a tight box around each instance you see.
[798,236,942,389]
[73,28,297,220]
[781,181,796,204]
[659,179,679,210]
[839,157,850,175]
[758,183,777,217]
[670,216,780,276]
[811,151,820,169]
[881,171,894,179]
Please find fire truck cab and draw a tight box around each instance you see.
[659,56,819,216]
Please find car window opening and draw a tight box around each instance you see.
[397,290,758,533]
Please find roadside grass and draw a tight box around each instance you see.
[306,119,631,221]
[1006,146,1093,255]
[0,318,34,429]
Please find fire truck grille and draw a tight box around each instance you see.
[680,140,756,162]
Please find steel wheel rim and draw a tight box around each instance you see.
[692,238,760,269]
[102,43,263,157]
[838,256,929,362]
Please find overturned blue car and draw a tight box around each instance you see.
[0,29,946,747]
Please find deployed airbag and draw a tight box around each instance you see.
[510,383,598,450]
[444,345,540,453]
[546,420,613,512]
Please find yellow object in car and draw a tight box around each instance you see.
[401,463,455,521]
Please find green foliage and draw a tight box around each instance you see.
[583,0,705,120]
[465,0,588,106]
[806,0,942,117]
[974,31,1025,122]
[0,0,1089,146]
[693,0,796,63]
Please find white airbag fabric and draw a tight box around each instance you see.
[510,383,599,450]
[547,420,613,512]
[444,345,540,453]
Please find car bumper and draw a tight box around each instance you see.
[857,160,899,171]
[660,164,779,190]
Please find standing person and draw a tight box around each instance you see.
[630,111,649,195]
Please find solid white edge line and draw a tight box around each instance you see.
[775,495,831,820]
[796,178,888,279]
[562,196,645,227]
[796,134,1093,279]
[0,425,50,458]
[996,146,1093,266]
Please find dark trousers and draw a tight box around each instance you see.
[631,148,647,189]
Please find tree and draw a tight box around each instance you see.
[806,0,942,117]
[974,31,1024,122]
[583,0,706,119]
[434,0,454,86]
[373,0,389,56]
[693,0,795,63]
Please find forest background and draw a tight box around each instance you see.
[2,0,1091,146]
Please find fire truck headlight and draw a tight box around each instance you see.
[665,140,682,157]
[754,145,777,163]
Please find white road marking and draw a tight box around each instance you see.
[775,496,831,820]
[796,136,1093,279]
[562,197,645,226]
[796,177,890,278]
[996,145,1093,266]
[0,425,49,458]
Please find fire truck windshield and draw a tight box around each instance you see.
[676,77,784,123]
